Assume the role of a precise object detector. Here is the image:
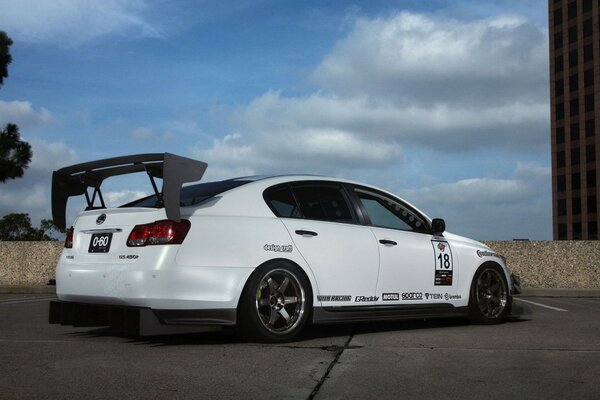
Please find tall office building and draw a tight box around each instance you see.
[550,0,599,239]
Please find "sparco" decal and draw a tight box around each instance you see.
[401,292,423,300]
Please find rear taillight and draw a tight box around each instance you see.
[127,219,191,247]
[65,227,74,248]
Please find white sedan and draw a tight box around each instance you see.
[49,153,522,342]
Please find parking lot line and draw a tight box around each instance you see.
[515,298,568,312]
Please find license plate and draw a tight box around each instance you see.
[88,232,113,253]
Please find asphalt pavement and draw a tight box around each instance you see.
[0,295,599,399]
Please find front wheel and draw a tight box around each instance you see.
[237,261,312,343]
[468,263,510,324]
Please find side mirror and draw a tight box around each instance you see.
[431,218,446,235]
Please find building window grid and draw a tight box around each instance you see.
[584,69,594,87]
[571,147,581,165]
[570,73,579,91]
[558,175,567,192]
[572,172,581,190]
[585,94,595,113]
[589,221,598,240]
[571,122,580,141]
[570,98,580,116]
[584,45,593,63]
[573,222,582,240]
[585,119,595,137]
[569,49,578,68]
[551,0,599,240]
[557,126,566,143]
[587,144,596,162]
[568,2,577,19]
[568,25,578,44]
[589,195,597,213]
[587,170,597,187]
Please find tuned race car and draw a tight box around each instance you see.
[49,153,522,342]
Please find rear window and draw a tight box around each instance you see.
[121,180,251,208]
[264,182,358,224]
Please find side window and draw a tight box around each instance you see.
[292,185,358,224]
[356,189,427,233]
[264,186,302,218]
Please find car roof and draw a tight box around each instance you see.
[199,174,431,222]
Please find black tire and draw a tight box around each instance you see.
[468,263,510,324]
[237,260,312,343]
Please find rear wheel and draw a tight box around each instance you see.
[468,263,509,324]
[237,261,312,342]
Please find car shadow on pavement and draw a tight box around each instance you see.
[64,316,528,346]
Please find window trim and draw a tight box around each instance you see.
[263,180,434,234]
[349,184,432,234]
[262,181,366,226]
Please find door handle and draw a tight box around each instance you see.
[295,230,318,237]
[379,239,397,246]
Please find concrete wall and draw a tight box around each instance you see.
[0,241,63,286]
[0,240,599,288]
[484,241,600,289]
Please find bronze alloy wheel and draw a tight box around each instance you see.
[255,268,306,334]
[474,267,508,319]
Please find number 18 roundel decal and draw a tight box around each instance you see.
[432,240,453,286]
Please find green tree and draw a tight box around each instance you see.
[0,213,63,241]
[0,31,32,183]
[0,123,32,182]
[0,31,12,86]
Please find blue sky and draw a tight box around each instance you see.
[0,0,550,240]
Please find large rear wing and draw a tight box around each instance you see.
[51,153,208,229]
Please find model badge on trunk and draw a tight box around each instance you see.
[96,213,106,225]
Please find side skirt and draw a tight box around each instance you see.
[312,303,469,324]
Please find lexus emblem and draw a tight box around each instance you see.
[96,213,106,225]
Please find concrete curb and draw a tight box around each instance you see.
[0,285,57,294]
[1,285,599,297]
[518,288,600,297]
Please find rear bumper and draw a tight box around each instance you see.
[49,300,236,336]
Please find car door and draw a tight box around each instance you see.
[351,186,456,305]
[264,182,380,307]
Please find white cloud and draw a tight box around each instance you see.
[312,13,548,106]
[406,177,534,206]
[0,0,161,45]
[194,12,549,180]
[130,127,176,142]
[104,190,148,207]
[0,100,54,128]
[403,163,551,240]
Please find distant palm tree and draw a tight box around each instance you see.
[0,31,12,86]
[1,31,32,183]
[0,124,32,183]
